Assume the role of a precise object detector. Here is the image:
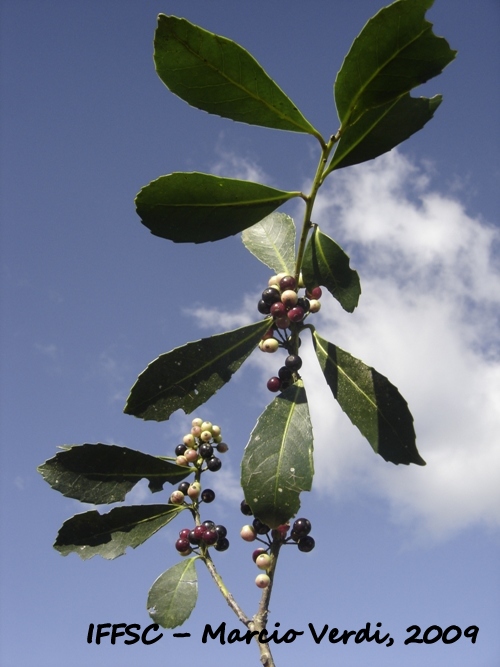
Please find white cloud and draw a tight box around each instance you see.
[188,149,500,542]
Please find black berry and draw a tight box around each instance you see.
[297,535,315,552]
[175,444,187,456]
[199,443,214,459]
[253,518,270,535]
[178,481,191,494]
[297,297,310,312]
[202,520,216,531]
[215,525,227,538]
[278,366,293,382]
[261,287,281,305]
[214,537,230,552]
[201,489,215,503]
[258,299,271,314]
[292,517,311,536]
[206,456,222,472]
[285,354,302,371]
[240,500,253,516]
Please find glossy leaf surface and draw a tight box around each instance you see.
[37,444,191,504]
[125,319,272,421]
[136,172,299,244]
[312,331,425,465]
[335,0,456,127]
[241,212,296,274]
[148,558,198,629]
[54,504,183,560]
[329,93,442,171]
[302,227,361,312]
[154,15,320,137]
[241,381,314,527]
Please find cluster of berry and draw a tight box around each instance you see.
[175,521,229,556]
[257,273,322,393]
[173,418,228,474]
[239,501,315,588]
[170,419,230,556]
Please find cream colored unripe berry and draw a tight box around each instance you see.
[256,553,272,570]
[170,490,185,504]
[255,574,271,589]
[183,433,196,447]
[201,421,213,432]
[187,482,201,499]
[281,290,298,307]
[191,425,202,438]
[200,430,212,442]
[184,448,198,463]
[191,417,203,428]
[176,455,189,466]
[211,425,221,437]
[309,299,321,313]
[268,275,280,287]
[240,525,257,542]
[261,338,279,353]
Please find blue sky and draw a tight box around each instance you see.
[1,1,499,666]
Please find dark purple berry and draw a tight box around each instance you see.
[203,529,218,545]
[288,306,305,323]
[178,481,191,494]
[175,537,191,552]
[297,297,310,312]
[241,500,253,516]
[292,517,311,536]
[278,366,293,382]
[252,547,267,562]
[201,488,215,503]
[188,529,201,545]
[214,537,230,552]
[206,456,222,472]
[267,376,281,392]
[258,299,271,314]
[252,518,270,535]
[175,444,187,456]
[285,354,302,371]
[199,443,214,459]
[216,442,229,453]
[279,275,296,291]
[215,525,227,538]
[297,536,315,552]
[261,287,281,305]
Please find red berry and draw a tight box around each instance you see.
[270,302,287,318]
[307,286,322,299]
[175,537,191,553]
[267,377,281,392]
[203,529,218,545]
[178,528,191,539]
[288,306,305,323]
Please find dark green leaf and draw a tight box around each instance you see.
[329,94,442,171]
[302,227,361,313]
[312,331,425,466]
[241,212,296,274]
[335,0,456,127]
[37,444,191,504]
[54,504,184,560]
[136,172,299,244]
[241,381,314,527]
[154,15,321,138]
[125,319,272,421]
[147,558,198,629]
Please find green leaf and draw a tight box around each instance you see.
[54,504,184,560]
[37,444,191,504]
[335,0,456,127]
[154,15,321,138]
[125,318,272,421]
[241,381,314,527]
[302,226,361,313]
[136,172,299,244]
[329,93,442,171]
[147,558,198,629]
[241,212,296,274]
[312,331,425,466]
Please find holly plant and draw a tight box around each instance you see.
[38,1,455,665]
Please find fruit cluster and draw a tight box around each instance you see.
[257,273,322,393]
[173,418,228,473]
[170,418,230,556]
[175,521,229,556]
[239,501,315,588]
